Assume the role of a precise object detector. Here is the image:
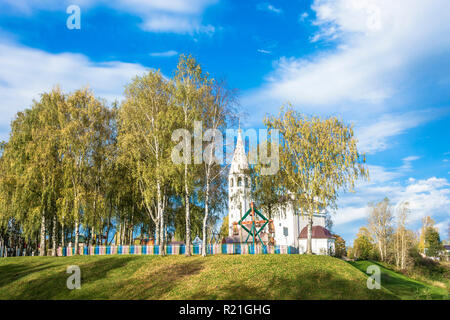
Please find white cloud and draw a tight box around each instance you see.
[149,50,178,57]
[334,206,368,225]
[248,0,450,108]
[257,49,271,54]
[299,12,309,22]
[242,1,450,157]
[401,178,450,223]
[435,220,449,239]
[257,3,282,14]
[334,175,450,243]
[139,13,215,35]
[365,165,400,184]
[0,0,218,34]
[355,109,446,154]
[402,156,420,162]
[0,40,148,141]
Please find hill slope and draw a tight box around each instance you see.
[0,255,444,300]
[349,260,448,300]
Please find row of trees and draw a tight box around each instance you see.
[350,198,445,269]
[1,54,369,257]
[0,55,235,257]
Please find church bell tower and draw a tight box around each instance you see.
[228,129,251,237]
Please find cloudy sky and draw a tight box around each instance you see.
[0,0,449,244]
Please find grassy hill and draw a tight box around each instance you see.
[349,260,449,300]
[0,255,447,300]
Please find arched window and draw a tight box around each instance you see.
[238,177,242,186]
[230,177,234,187]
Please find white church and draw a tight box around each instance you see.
[225,129,335,255]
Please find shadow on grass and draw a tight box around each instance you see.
[4,256,436,300]
[0,261,57,289]
[0,256,136,300]
[113,258,206,299]
[0,256,206,300]
[188,269,398,300]
[348,260,448,300]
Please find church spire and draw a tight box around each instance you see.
[229,129,249,175]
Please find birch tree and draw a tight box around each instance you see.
[394,201,410,269]
[174,54,208,255]
[60,88,111,254]
[367,198,394,262]
[265,107,367,254]
[200,80,235,256]
[118,70,179,255]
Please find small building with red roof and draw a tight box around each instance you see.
[298,225,335,255]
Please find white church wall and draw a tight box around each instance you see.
[272,203,298,247]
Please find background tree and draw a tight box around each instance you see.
[218,215,229,241]
[393,201,412,269]
[353,227,377,260]
[418,216,436,254]
[424,227,443,257]
[367,197,394,262]
[332,234,346,258]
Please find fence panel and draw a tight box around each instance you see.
[0,243,305,257]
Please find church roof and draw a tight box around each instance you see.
[229,129,249,175]
[298,226,333,239]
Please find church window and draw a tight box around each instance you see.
[230,178,234,187]
[283,227,289,237]
[238,177,242,186]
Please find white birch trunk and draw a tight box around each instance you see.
[202,179,210,257]
[185,163,191,256]
[52,215,57,256]
[74,218,79,255]
[306,215,313,254]
[39,213,46,256]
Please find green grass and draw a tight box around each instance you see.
[348,260,449,300]
[0,255,445,300]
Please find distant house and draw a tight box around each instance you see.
[298,226,335,255]
[444,245,450,261]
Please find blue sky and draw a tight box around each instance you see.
[0,0,449,244]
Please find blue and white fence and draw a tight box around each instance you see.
[57,244,300,256]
